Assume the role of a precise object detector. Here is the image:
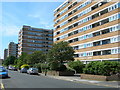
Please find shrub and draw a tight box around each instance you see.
[41,63,49,71]
[68,61,84,73]
[33,63,42,73]
[21,64,30,69]
[56,64,67,71]
[83,61,120,76]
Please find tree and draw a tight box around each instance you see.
[17,52,28,68]
[68,61,84,73]
[26,51,46,65]
[47,41,75,64]
[3,56,16,66]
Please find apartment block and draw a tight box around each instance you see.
[4,49,8,60]
[8,42,18,58]
[18,25,53,57]
[54,0,120,64]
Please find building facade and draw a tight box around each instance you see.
[54,0,120,64]
[18,25,53,57]
[8,42,18,58]
[0,59,3,65]
[4,49,8,60]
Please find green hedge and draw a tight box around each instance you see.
[83,61,120,76]
[68,61,84,73]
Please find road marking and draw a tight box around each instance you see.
[1,83,5,90]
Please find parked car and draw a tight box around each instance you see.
[8,66,18,71]
[12,67,18,71]
[20,68,28,73]
[0,66,8,78]
[27,68,38,75]
[8,65,13,70]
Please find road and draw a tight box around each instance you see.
[1,70,113,88]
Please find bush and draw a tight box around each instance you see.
[21,64,30,69]
[41,63,49,71]
[56,64,67,71]
[83,61,120,76]
[68,61,84,73]
[33,63,42,73]
[49,62,67,71]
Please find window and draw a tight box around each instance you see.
[93,31,100,37]
[101,29,110,34]
[73,2,77,6]
[68,32,73,36]
[79,44,84,49]
[57,14,60,17]
[69,40,73,43]
[111,49,118,54]
[92,22,100,28]
[68,25,73,29]
[73,46,79,50]
[93,41,101,46]
[91,1,107,10]
[57,8,60,12]
[68,11,72,16]
[101,18,109,25]
[74,54,79,57]
[74,15,78,19]
[74,38,79,42]
[87,52,92,56]
[102,39,110,45]
[111,37,118,43]
[93,51,101,56]
[92,13,99,19]
[56,37,60,40]
[68,18,73,23]
[56,25,60,29]
[79,53,84,57]
[73,8,77,13]
[74,30,78,34]
[100,8,108,15]
[68,5,72,9]
[57,31,60,35]
[73,23,78,27]
[92,4,98,10]
[102,50,111,55]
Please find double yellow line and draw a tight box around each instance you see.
[0,83,5,90]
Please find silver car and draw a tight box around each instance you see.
[27,68,38,75]
[20,68,28,73]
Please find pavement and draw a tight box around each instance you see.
[40,73,120,88]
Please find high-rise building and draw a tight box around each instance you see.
[18,25,53,57]
[54,0,120,64]
[4,49,8,60]
[0,59,3,64]
[8,42,18,57]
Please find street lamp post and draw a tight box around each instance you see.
[44,62,47,76]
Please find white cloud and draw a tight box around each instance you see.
[39,21,54,29]
[28,14,41,18]
[1,25,20,36]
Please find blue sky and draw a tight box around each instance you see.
[1,1,63,59]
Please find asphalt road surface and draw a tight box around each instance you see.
[1,70,112,88]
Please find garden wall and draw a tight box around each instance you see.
[42,71,75,76]
[80,74,120,81]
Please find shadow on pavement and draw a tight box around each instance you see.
[0,76,11,79]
